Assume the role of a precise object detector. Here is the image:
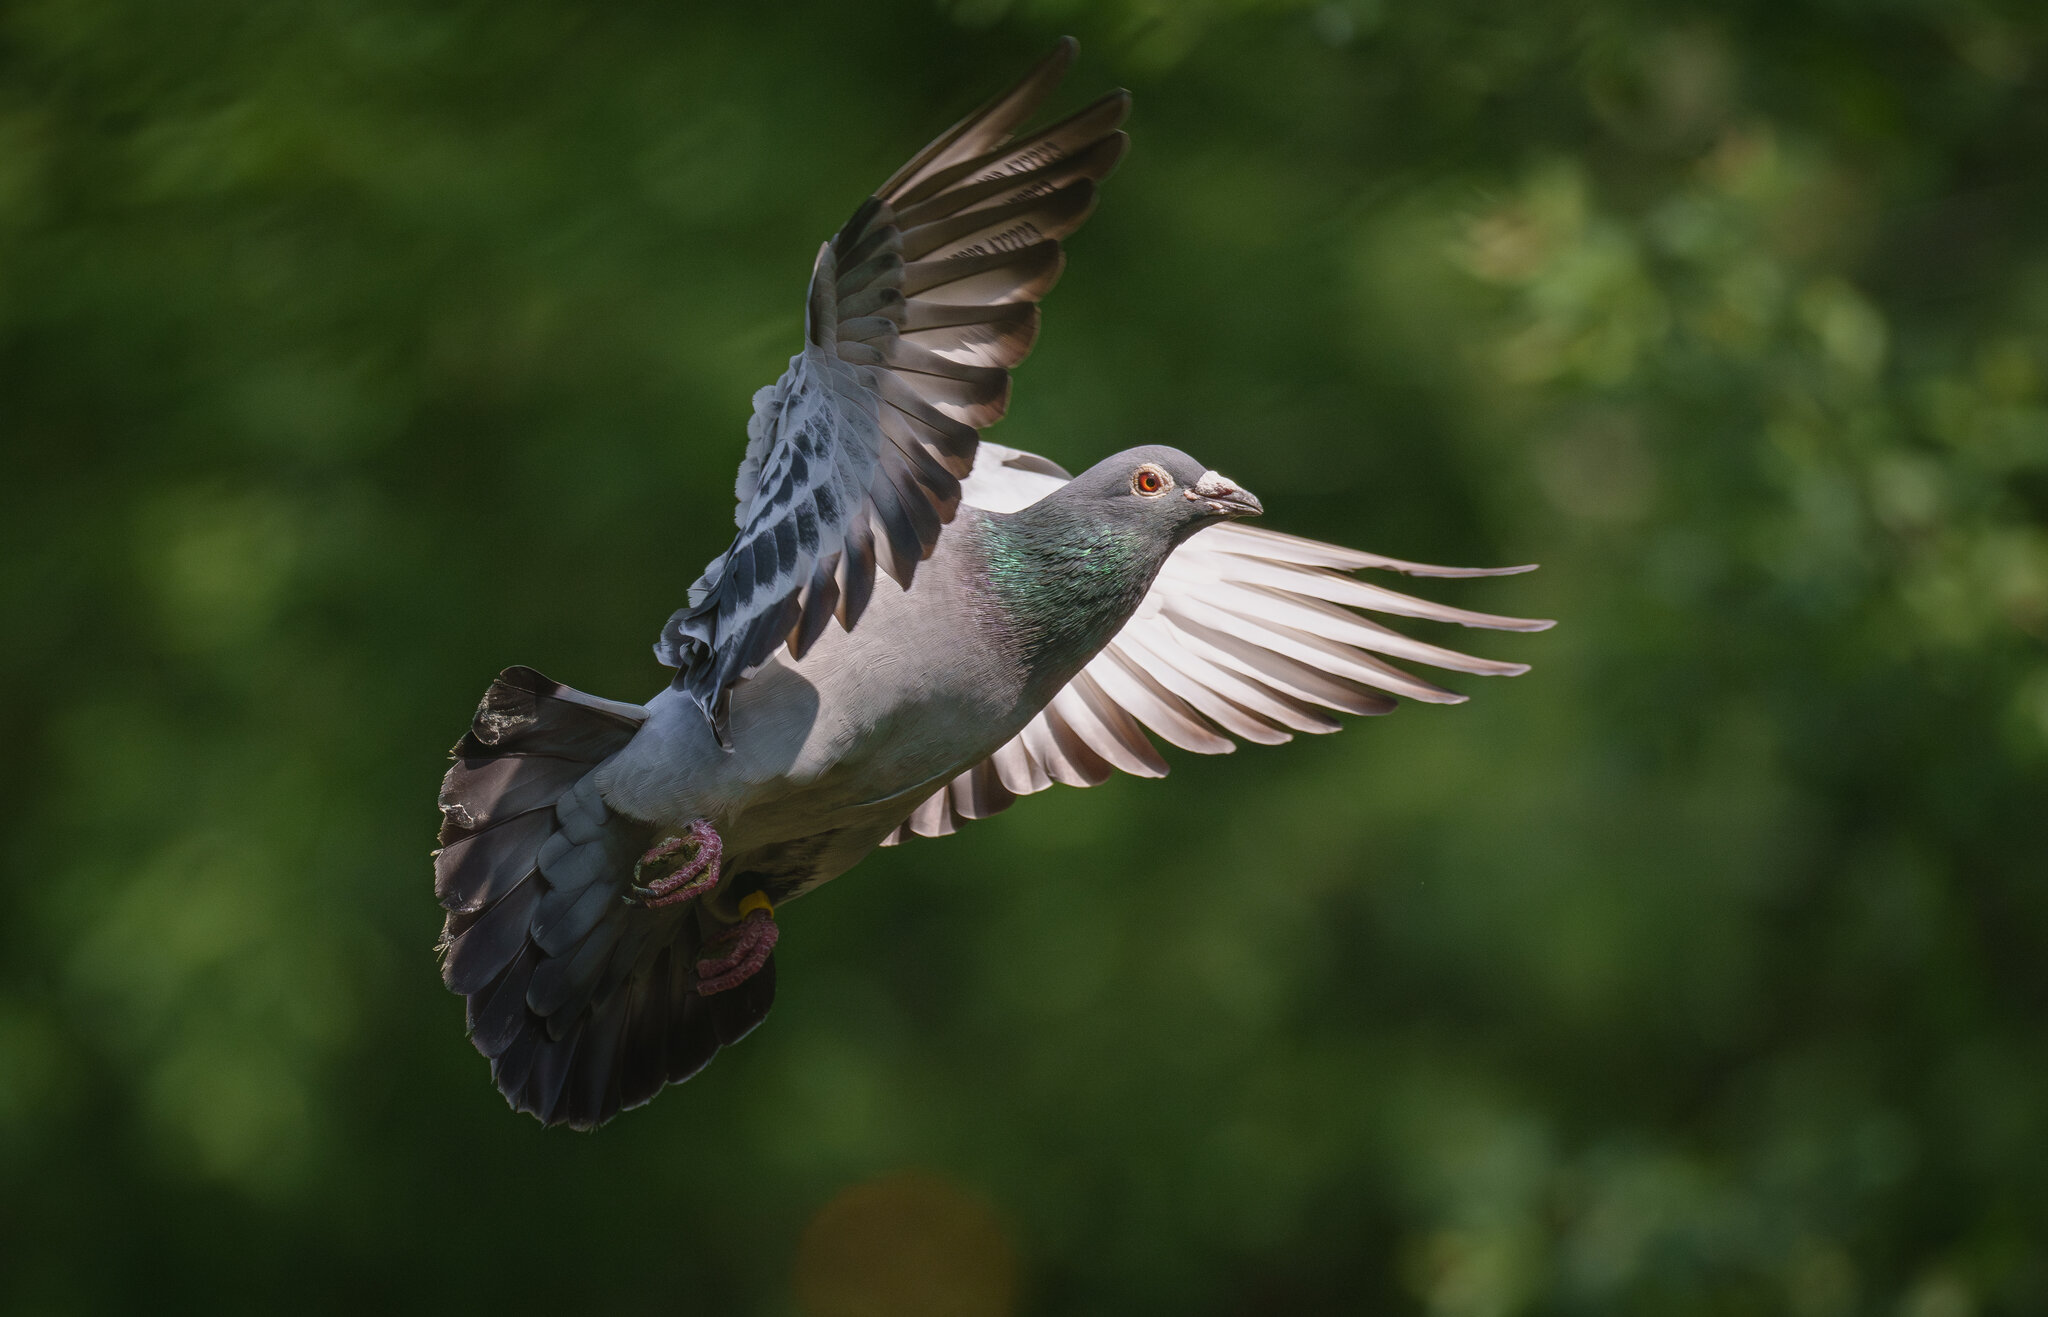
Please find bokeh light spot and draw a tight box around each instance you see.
[794,1171,1018,1317]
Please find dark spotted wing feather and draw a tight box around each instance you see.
[656,38,1129,743]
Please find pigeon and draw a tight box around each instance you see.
[434,38,1551,1130]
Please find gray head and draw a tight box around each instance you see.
[1050,444,1262,544]
[984,445,1264,679]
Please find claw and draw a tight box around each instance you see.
[627,819,723,909]
[696,894,777,995]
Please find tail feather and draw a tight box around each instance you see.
[442,872,542,997]
[435,810,551,913]
[469,943,541,1058]
[617,965,669,1109]
[438,754,589,833]
[435,666,775,1129]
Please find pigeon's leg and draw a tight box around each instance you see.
[628,820,723,909]
[695,892,778,995]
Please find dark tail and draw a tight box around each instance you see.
[434,667,774,1129]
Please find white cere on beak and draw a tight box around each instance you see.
[1185,470,1263,516]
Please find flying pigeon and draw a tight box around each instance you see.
[434,39,1551,1129]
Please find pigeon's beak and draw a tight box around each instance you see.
[1187,470,1263,519]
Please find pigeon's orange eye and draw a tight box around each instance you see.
[1132,465,1171,497]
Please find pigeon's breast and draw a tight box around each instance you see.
[725,555,1034,833]
[600,520,1043,892]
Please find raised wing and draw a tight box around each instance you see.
[657,39,1130,742]
[884,445,1555,844]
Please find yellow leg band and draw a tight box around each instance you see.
[738,891,775,919]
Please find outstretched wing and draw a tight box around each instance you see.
[884,445,1555,843]
[657,39,1130,743]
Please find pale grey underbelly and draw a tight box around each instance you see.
[594,599,1029,905]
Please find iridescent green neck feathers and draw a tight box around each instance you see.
[977,504,1163,681]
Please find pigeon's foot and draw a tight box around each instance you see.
[629,820,723,909]
[695,893,777,995]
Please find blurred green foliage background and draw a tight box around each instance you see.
[5,1,2047,1313]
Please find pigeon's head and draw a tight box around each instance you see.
[1064,444,1263,544]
